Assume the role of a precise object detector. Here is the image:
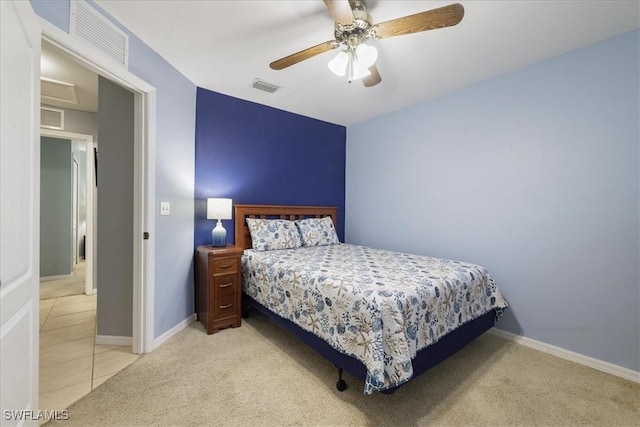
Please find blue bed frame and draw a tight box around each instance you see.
[243,294,496,394]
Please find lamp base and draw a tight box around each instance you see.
[212,221,227,247]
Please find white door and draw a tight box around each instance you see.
[0,1,41,424]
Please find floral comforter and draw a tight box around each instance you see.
[242,244,508,394]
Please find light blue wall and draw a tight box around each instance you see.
[346,30,639,372]
[31,0,197,339]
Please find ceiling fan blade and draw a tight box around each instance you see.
[270,41,337,70]
[323,0,355,25]
[375,3,464,39]
[362,65,381,87]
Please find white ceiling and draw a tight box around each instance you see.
[84,1,638,125]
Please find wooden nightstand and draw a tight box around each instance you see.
[196,244,244,334]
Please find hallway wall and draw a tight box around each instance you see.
[40,136,72,278]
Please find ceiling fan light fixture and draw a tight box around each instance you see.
[355,43,377,68]
[329,45,374,82]
[328,51,349,76]
[351,59,371,81]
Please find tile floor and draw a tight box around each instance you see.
[39,294,140,412]
[39,261,86,300]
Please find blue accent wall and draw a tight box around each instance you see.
[195,88,346,247]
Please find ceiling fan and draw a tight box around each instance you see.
[269,1,465,87]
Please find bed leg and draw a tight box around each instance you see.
[241,301,250,318]
[336,367,347,392]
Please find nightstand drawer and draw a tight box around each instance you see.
[213,274,237,297]
[212,257,238,275]
[214,294,238,317]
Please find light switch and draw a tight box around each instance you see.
[160,202,170,216]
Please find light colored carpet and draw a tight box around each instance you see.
[48,311,639,426]
[40,261,86,300]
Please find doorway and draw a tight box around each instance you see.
[41,16,156,355]
[38,44,142,410]
[1,2,154,412]
[36,16,156,411]
[39,129,96,298]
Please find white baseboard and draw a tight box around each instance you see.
[153,314,196,349]
[95,335,133,346]
[488,328,640,383]
[40,274,73,282]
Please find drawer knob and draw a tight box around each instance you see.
[219,282,232,288]
[219,303,232,309]
[218,263,232,269]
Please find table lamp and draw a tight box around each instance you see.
[207,198,232,247]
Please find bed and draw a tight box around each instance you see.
[235,204,508,395]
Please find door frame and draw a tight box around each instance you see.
[40,19,156,354]
[40,129,95,296]
[72,157,78,265]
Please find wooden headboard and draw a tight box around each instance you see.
[234,204,339,250]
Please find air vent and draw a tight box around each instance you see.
[41,77,78,105]
[70,1,129,67]
[41,107,65,130]
[252,79,280,94]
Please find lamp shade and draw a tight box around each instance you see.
[356,43,377,68]
[352,60,371,80]
[207,198,232,220]
[328,51,349,76]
